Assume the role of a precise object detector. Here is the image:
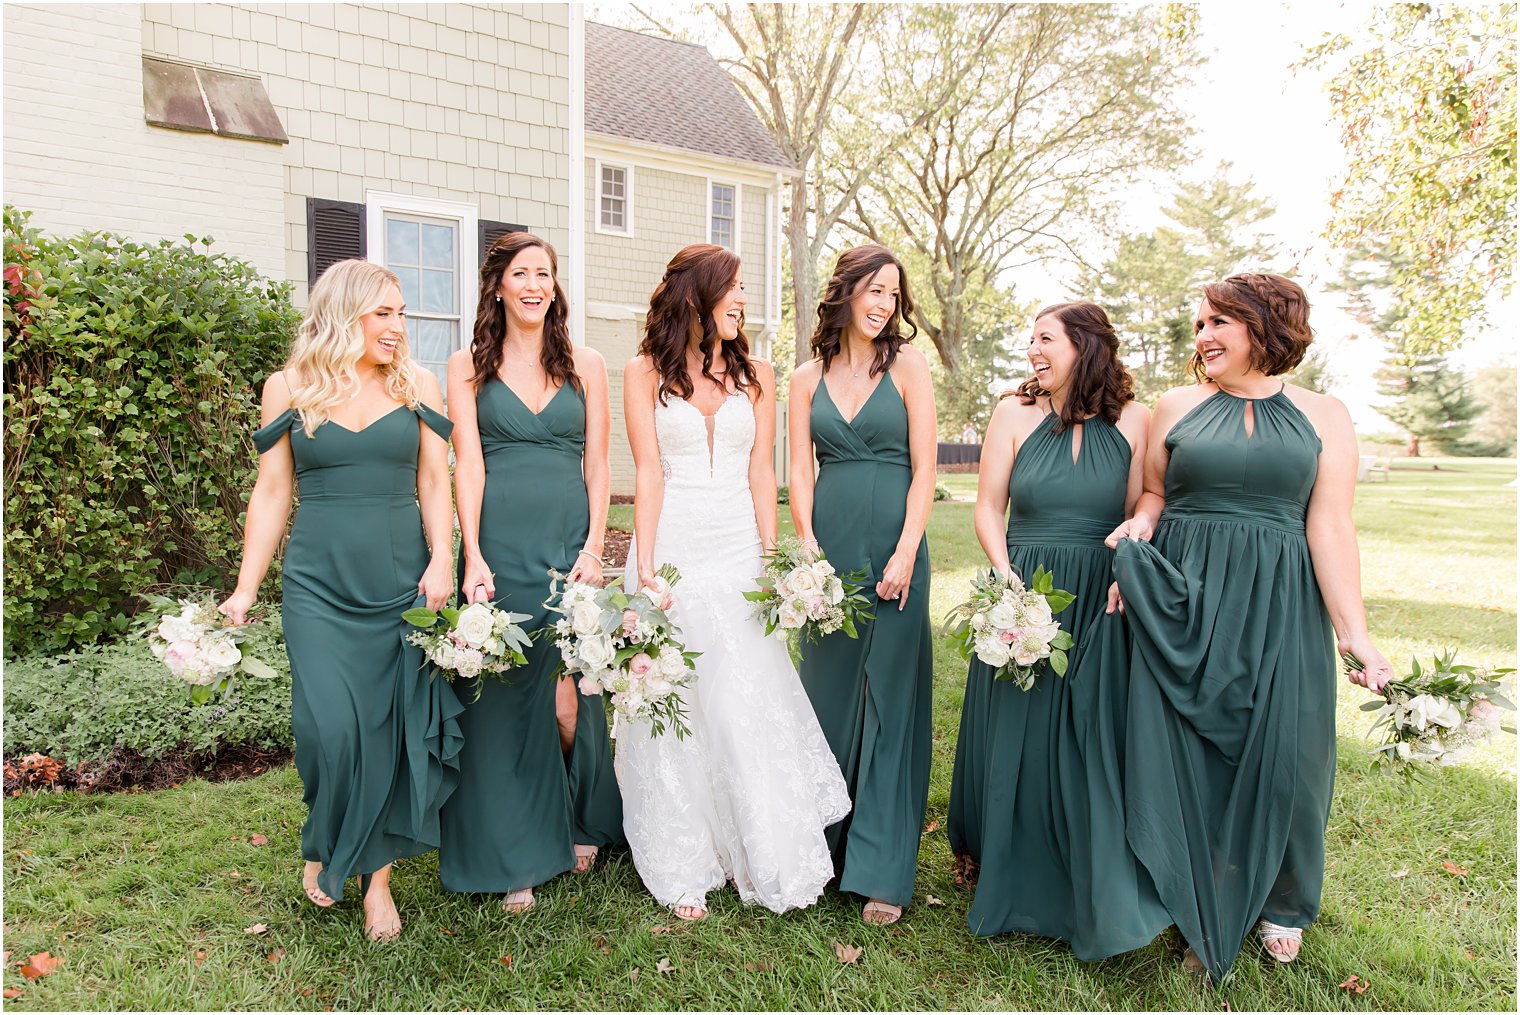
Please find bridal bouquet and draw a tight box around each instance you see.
[547,564,700,740]
[1348,649,1515,778]
[942,567,1075,691]
[402,600,533,703]
[743,536,873,666]
[143,591,277,704]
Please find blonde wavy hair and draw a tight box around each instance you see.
[284,259,424,435]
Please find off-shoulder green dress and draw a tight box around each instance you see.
[253,403,464,904]
[948,413,1168,959]
[798,375,933,909]
[439,381,623,893]
[1114,388,1334,982]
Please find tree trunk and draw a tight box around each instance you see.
[1407,434,1421,457]
[786,177,818,371]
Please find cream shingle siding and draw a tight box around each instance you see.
[3,4,285,279]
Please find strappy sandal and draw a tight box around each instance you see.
[501,888,536,915]
[302,861,335,908]
[862,899,902,926]
[573,844,599,873]
[359,873,402,943]
[1257,919,1303,963]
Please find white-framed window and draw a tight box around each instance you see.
[365,191,479,388]
[708,180,740,251]
[596,161,633,236]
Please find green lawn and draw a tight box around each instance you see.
[4,460,1515,1010]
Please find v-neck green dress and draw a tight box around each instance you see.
[947,413,1168,958]
[439,379,623,893]
[798,374,933,909]
[253,403,464,904]
[1114,388,1334,982]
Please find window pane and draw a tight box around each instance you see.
[410,317,456,365]
[712,184,734,218]
[712,219,732,249]
[420,268,455,313]
[393,266,419,308]
[387,218,419,266]
[420,224,454,269]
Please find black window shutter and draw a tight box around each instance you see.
[479,219,527,260]
[306,198,366,289]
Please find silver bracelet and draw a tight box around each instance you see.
[576,549,604,565]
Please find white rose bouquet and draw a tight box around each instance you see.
[143,590,277,703]
[942,566,1075,692]
[1348,649,1515,778]
[402,599,533,703]
[743,536,874,666]
[545,563,700,739]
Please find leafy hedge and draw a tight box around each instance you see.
[3,207,298,654]
[3,618,293,767]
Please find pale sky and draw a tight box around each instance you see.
[590,2,1514,431]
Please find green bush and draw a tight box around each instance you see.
[776,485,790,505]
[934,483,951,502]
[3,618,293,767]
[3,207,298,654]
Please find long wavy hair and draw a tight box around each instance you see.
[284,259,424,436]
[639,243,759,404]
[810,244,917,378]
[1187,273,1313,381]
[470,232,579,393]
[1014,301,1134,430]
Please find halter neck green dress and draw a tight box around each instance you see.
[799,374,933,909]
[947,413,1168,958]
[253,403,464,904]
[439,380,623,894]
[1114,388,1334,982]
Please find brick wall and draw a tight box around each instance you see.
[3,4,286,279]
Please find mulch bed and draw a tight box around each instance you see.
[4,743,293,797]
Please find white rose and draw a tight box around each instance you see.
[812,559,836,579]
[431,640,458,669]
[825,576,845,605]
[657,645,687,678]
[163,640,198,678]
[1026,597,1054,627]
[975,635,1010,668]
[454,647,484,678]
[1012,642,1042,667]
[969,612,988,633]
[580,635,616,669]
[620,691,647,717]
[778,597,809,630]
[788,566,820,596]
[1394,741,1412,761]
[571,600,604,636]
[157,614,199,645]
[202,637,242,674]
[646,677,674,698]
[454,603,496,649]
[986,603,1017,632]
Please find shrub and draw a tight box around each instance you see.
[776,485,790,505]
[935,483,951,502]
[2,617,293,767]
[3,207,298,654]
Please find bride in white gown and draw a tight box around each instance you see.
[617,243,851,920]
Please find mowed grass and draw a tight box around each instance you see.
[4,460,1514,1010]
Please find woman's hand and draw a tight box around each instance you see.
[419,558,453,612]
[461,554,494,605]
[1340,634,1394,693]
[800,535,821,561]
[218,587,258,626]
[1104,514,1154,549]
[568,550,604,587]
[637,563,658,596]
[1105,581,1127,616]
[876,547,916,611]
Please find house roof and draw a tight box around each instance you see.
[584,22,794,171]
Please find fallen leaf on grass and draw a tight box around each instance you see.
[249,834,268,847]
[194,951,206,966]
[243,924,268,935]
[2,951,9,966]
[649,925,673,936]
[744,961,773,972]
[228,870,242,879]
[1220,1003,1232,1012]
[923,818,939,835]
[925,894,945,906]
[1465,949,1477,960]
[3,987,22,998]
[655,958,674,975]
[1338,974,1369,995]
[1391,868,1410,878]
[593,937,611,953]
[437,927,457,936]
[629,967,639,983]
[834,941,863,964]
[298,987,314,996]
[267,950,286,964]
[1442,861,1468,876]
[499,955,512,967]
[18,952,61,979]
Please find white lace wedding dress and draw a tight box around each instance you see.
[617,389,852,913]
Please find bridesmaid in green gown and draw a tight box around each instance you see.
[220,259,463,942]
[788,245,937,926]
[1105,274,1394,981]
[440,232,623,914]
[947,301,1168,959]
